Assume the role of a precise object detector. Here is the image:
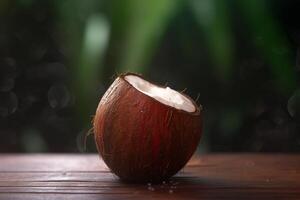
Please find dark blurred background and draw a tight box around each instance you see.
[0,0,300,153]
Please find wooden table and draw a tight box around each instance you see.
[0,154,299,199]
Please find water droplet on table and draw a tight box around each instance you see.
[147,186,155,191]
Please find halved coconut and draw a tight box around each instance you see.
[94,73,203,182]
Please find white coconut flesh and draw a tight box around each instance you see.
[124,75,196,113]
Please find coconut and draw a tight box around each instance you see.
[93,73,203,182]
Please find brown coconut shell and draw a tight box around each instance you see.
[93,73,203,183]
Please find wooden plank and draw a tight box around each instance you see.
[0,154,299,199]
[1,189,300,200]
[0,154,107,171]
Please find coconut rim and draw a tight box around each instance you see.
[118,72,202,116]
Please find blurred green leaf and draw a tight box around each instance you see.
[54,0,108,123]
[239,0,297,94]
[78,14,110,112]
[76,14,109,122]
[55,0,101,59]
[190,0,234,81]
[112,0,181,73]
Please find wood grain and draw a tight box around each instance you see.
[0,154,299,199]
